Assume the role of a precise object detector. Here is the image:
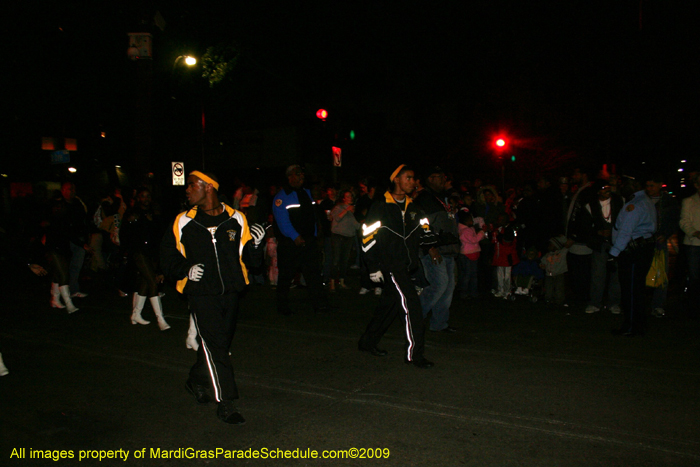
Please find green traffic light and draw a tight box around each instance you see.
[349,130,355,140]
[511,155,516,162]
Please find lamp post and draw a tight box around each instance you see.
[172,55,206,169]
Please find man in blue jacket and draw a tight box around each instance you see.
[272,165,331,315]
[609,177,657,336]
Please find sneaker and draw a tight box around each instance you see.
[358,288,370,295]
[374,287,382,296]
[652,307,665,318]
[585,305,600,314]
[609,305,622,315]
[515,287,524,295]
[493,291,504,298]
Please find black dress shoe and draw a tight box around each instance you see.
[442,326,457,333]
[185,380,212,404]
[359,345,388,357]
[404,357,434,369]
[217,401,246,425]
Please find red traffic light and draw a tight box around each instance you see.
[316,109,328,121]
[495,138,506,147]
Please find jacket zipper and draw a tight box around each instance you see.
[209,228,225,295]
[192,216,230,295]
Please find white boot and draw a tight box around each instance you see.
[50,283,65,309]
[186,314,199,351]
[59,285,79,314]
[131,294,150,325]
[150,296,171,331]
[0,353,8,376]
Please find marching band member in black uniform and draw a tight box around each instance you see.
[358,165,436,369]
[161,171,265,425]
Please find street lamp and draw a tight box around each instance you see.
[173,55,197,71]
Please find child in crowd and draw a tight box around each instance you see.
[457,210,486,299]
[512,246,544,295]
[491,226,519,298]
[540,235,569,306]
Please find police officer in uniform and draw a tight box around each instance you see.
[609,177,657,336]
[358,165,435,368]
[160,171,265,424]
[272,165,330,315]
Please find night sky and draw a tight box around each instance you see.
[5,1,700,189]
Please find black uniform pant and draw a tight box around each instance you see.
[617,242,655,334]
[189,293,240,401]
[358,270,426,361]
[276,237,327,312]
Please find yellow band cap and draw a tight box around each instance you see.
[190,171,219,191]
[389,164,406,182]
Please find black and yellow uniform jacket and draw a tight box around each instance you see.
[361,192,433,277]
[160,203,260,295]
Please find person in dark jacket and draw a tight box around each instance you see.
[160,171,265,425]
[120,187,169,330]
[358,165,436,369]
[413,166,460,332]
[565,167,598,306]
[272,165,331,315]
[579,180,624,314]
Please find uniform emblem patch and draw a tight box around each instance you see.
[275,199,283,207]
[227,230,237,241]
[626,205,635,212]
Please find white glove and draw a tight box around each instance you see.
[188,264,204,281]
[369,271,384,284]
[250,223,266,246]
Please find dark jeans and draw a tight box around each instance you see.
[567,253,591,303]
[276,237,327,313]
[457,254,479,298]
[331,233,354,281]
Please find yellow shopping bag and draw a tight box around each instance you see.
[646,249,668,288]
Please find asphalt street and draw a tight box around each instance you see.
[1,268,699,466]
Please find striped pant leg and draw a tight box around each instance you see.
[188,294,240,401]
[359,270,424,360]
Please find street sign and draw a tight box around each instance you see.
[172,162,185,186]
[332,146,342,167]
